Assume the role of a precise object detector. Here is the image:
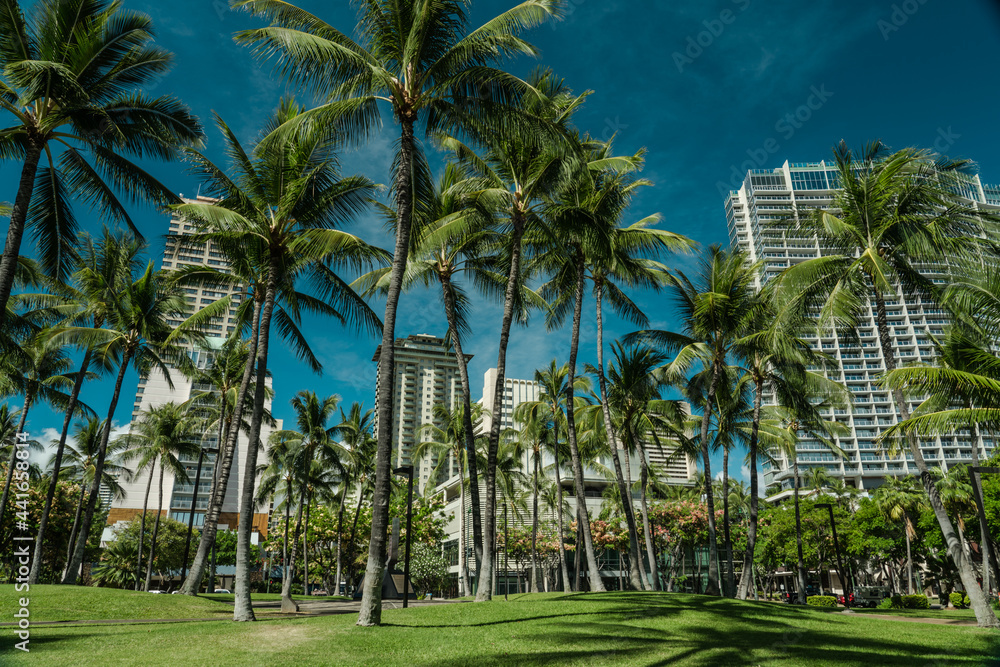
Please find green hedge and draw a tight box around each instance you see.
[901,594,929,609]
[806,595,838,608]
[950,592,970,609]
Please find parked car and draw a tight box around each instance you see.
[147,590,164,594]
[853,586,890,608]
[213,589,231,594]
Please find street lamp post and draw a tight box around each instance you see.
[180,444,217,585]
[969,467,1000,596]
[394,465,415,608]
[816,503,851,611]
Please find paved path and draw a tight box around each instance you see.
[0,598,465,628]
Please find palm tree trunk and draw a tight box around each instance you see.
[564,253,606,592]
[793,457,808,604]
[234,264,279,622]
[145,463,166,591]
[530,450,540,593]
[722,447,735,597]
[303,498,311,595]
[30,346,94,583]
[593,280,644,590]
[969,415,1000,586]
[63,483,87,576]
[459,474,471,596]
[737,374,764,600]
[0,140,43,328]
[282,481,291,599]
[873,291,997,627]
[0,394,33,532]
[64,348,133,584]
[347,490,364,594]
[440,273,482,570]
[699,359,723,596]
[574,518,582,591]
[182,299,262,595]
[905,528,914,595]
[477,208,528,603]
[282,492,305,600]
[335,488,346,597]
[632,425,659,591]
[553,435,572,592]
[135,457,156,591]
[358,114,418,626]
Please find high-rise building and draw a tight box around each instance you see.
[372,333,469,491]
[725,160,999,496]
[479,367,541,433]
[107,197,280,539]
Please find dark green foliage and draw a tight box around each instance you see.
[806,595,837,607]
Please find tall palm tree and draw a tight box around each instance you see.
[628,246,760,596]
[415,402,483,596]
[169,103,379,620]
[0,0,203,324]
[23,229,141,583]
[508,402,551,593]
[265,391,343,607]
[516,360,582,591]
[257,433,304,607]
[233,0,561,623]
[116,402,200,591]
[57,259,220,584]
[441,68,583,602]
[0,334,84,530]
[57,417,129,576]
[774,140,1000,627]
[336,402,377,598]
[874,476,927,595]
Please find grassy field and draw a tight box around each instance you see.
[848,607,981,621]
[1,590,997,666]
[0,585,235,622]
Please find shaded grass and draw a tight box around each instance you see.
[200,593,350,604]
[2,591,997,666]
[847,607,979,621]
[0,585,234,622]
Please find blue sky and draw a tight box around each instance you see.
[9,0,1000,486]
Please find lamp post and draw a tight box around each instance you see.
[815,503,851,611]
[180,444,217,584]
[394,465,414,608]
[969,467,1000,596]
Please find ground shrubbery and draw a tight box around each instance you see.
[877,594,929,610]
[949,592,970,609]
[806,595,837,607]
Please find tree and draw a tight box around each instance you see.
[233,0,561,624]
[257,432,304,608]
[57,258,219,584]
[116,402,200,591]
[335,402,377,598]
[629,246,759,595]
[169,102,379,620]
[24,230,141,584]
[93,516,195,589]
[409,541,450,598]
[874,476,927,595]
[0,0,203,325]
[774,140,1000,627]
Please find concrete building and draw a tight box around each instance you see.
[372,333,469,492]
[106,197,279,541]
[725,160,999,496]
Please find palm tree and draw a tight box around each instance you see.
[0,334,83,530]
[0,0,203,324]
[265,391,343,607]
[57,417,129,576]
[24,229,141,584]
[628,246,760,596]
[233,0,560,623]
[257,433,304,608]
[874,476,927,595]
[774,140,1000,627]
[764,399,848,604]
[415,402,483,596]
[516,360,582,591]
[57,259,220,584]
[169,103,379,620]
[507,404,551,593]
[336,402,377,598]
[116,402,200,591]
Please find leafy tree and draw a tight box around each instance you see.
[0,0,203,324]
[409,541,450,598]
[94,516,196,589]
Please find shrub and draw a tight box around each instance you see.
[877,598,894,610]
[806,595,838,608]
[901,594,929,609]
[950,592,967,609]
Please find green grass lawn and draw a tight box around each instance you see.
[0,585,235,622]
[200,592,350,604]
[848,607,981,621]
[1,590,997,666]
